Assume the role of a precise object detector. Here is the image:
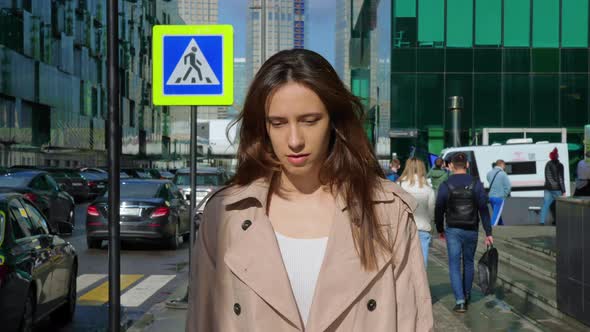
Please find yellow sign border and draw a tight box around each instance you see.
[152,25,234,106]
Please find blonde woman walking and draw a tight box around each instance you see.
[399,157,436,267]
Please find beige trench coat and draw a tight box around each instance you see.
[186,178,433,332]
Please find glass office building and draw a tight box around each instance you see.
[0,0,183,167]
[350,0,590,159]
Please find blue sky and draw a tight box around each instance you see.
[218,0,336,66]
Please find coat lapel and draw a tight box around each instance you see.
[223,182,303,330]
[305,190,396,332]
[221,178,406,332]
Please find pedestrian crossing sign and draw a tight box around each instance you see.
[152,25,234,106]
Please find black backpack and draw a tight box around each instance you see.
[445,178,479,228]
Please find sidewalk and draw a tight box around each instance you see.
[128,239,541,332]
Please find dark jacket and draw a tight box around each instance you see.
[544,160,566,193]
[434,174,492,236]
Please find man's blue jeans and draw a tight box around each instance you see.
[540,190,561,224]
[418,231,431,268]
[445,227,478,304]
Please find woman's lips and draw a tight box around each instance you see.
[287,154,310,165]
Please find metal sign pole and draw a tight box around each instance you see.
[107,0,121,331]
[189,105,197,268]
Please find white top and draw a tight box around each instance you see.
[275,232,328,326]
[400,176,436,232]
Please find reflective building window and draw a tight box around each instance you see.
[447,0,473,47]
[532,0,559,47]
[562,0,589,47]
[475,0,501,46]
[504,0,530,47]
[418,0,444,47]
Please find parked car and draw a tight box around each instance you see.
[41,168,89,202]
[172,167,228,213]
[0,193,77,332]
[122,168,154,179]
[80,171,108,199]
[158,169,174,180]
[0,171,76,232]
[86,179,190,249]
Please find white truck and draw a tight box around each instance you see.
[441,140,571,198]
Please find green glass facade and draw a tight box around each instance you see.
[384,0,590,157]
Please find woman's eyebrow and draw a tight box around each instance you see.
[266,113,323,120]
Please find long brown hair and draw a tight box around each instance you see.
[229,49,386,270]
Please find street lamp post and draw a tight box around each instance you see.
[107,0,121,331]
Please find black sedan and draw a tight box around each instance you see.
[86,179,190,249]
[0,193,78,332]
[80,171,108,199]
[42,168,89,203]
[0,171,76,233]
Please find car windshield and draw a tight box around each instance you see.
[81,172,102,180]
[119,182,160,198]
[49,172,68,179]
[137,171,153,179]
[0,174,31,187]
[174,173,223,186]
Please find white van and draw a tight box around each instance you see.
[440,141,570,198]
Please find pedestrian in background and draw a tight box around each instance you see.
[187,49,433,332]
[486,159,511,226]
[399,157,436,268]
[574,156,590,196]
[387,158,401,182]
[427,157,449,192]
[540,148,566,225]
[435,153,493,313]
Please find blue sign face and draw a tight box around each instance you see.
[163,35,223,96]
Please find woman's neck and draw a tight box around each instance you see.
[277,170,326,199]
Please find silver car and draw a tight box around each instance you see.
[172,167,228,213]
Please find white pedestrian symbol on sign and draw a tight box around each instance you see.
[166,39,220,85]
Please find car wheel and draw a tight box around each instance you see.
[167,223,180,250]
[18,289,35,332]
[87,237,102,249]
[51,264,77,324]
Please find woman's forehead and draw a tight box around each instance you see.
[267,82,326,116]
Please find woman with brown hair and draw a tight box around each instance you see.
[187,49,433,332]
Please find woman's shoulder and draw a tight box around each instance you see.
[376,177,417,213]
[202,181,265,210]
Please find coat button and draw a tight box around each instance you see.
[234,303,241,315]
[241,220,252,230]
[367,299,377,311]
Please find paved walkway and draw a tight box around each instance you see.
[129,238,541,331]
[428,242,541,331]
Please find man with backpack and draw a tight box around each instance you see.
[486,160,512,226]
[435,153,493,313]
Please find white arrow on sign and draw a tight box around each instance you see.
[166,39,220,86]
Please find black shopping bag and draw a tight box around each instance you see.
[477,245,498,295]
